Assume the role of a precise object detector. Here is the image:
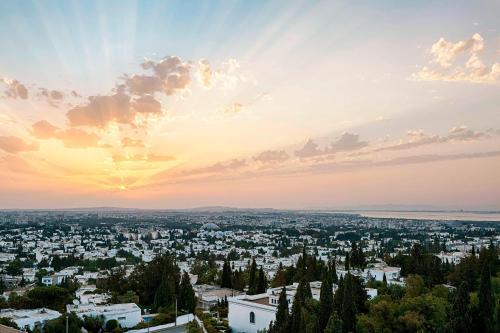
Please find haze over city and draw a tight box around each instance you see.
[1,0,499,210]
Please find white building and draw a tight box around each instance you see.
[0,308,61,331]
[41,274,65,286]
[363,266,401,282]
[228,281,336,333]
[228,294,277,333]
[67,303,141,328]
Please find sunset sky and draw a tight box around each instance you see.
[1,0,499,209]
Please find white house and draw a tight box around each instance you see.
[41,274,65,286]
[363,266,401,282]
[0,308,61,331]
[228,294,277,333]
[67,303,141,328]
[228,281,336,333]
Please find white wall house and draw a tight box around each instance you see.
[0,308,61,331]
[228,294,277,333]
[41,274,65,286]
[67,303,141,328]
[363,266,401,282]
[228,281,336,333]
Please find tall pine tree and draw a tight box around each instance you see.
[248,258,257,294]
[178,271,196,313]
[257,267,267,293]
[221,260,232,288]
[272,286,289,333]
[447,281,472,333]
[478,262,494,333]
[319,274,334,332]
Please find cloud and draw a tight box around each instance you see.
[448,126,488,141]
[66,92,163,127]
[55,128,101,148]
[376,126,493,152]
[222,103,243,113]
[1,78,28,99]
[329,132,368,152]
[123,74,163,95]
[0,136,39,153]
[295,133,368,158]
[197,59,213,88]
[308,150,500,175]
[122,137,145,148]
[113,154,174,163]
[38,88,64,100]
[413,33,500,83]
[175,159,247,177]
[32,120,101,148]
[141,56,192,95]
[295,139,325,158]
[431,33,484,68]
[133,94,162,115]
[253,150,289,163]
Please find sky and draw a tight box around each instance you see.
[0,0,499,210]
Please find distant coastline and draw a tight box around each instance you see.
[342,210,500,222]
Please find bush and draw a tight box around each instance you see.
[105,319,119,332]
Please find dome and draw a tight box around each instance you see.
[200,222,220,230]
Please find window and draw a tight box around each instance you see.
[249,311,255,324]
[118,317,126,321]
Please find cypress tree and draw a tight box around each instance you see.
[289,292,304,333]
[319,275,334,332]
[324,311,343,333]
[329,258,338,284]
[272,263,287,287]
[350,242,359,268]
[297,278,312,301]
[248,259,257,294]
[221,260,232,288]
[257,267,267,294]
[478,262,494,333]
[344,252,350,271]
[448,281,472,333]
[273,286,289,333]
[154,275,175,311]
[341,274,356,333]
[333,275,344,314]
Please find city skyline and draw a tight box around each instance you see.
[1,0,500,209]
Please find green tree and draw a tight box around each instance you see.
[6,259,23,276]
[44,313,83,333]
[179,271,197,313]
[257,267,267,294]
[341,274,357,333]
[329,259,338,284]
[105,319,120,332]
[221,260,232,288]
[82,315,104,333]
[153,274,176,311]
[289,292,304,333]
[0,317,19,329]
[324,311,342,333]
[272,263,287,288]
[319,275,334,332]
[447,282,472,333]
[478,263,494,333]
[248,259,258,295]
[272,286,289,333]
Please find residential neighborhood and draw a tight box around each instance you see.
[0,209,498,332]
